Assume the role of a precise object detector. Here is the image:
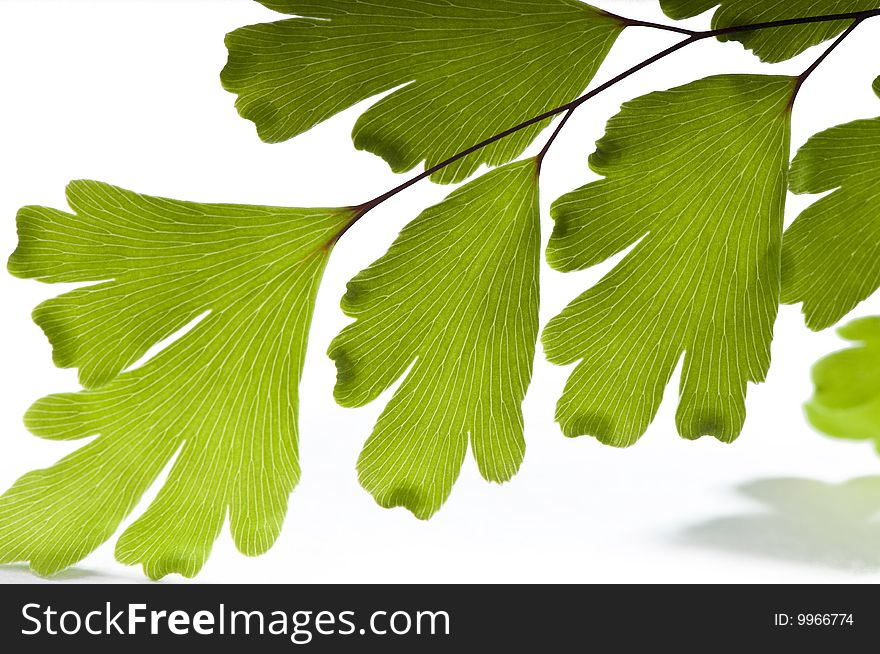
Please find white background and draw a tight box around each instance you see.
[2,0,880,584]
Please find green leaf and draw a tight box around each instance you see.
[328,160,540,518]
[659,0,880,63]
[1,181,351,578]
[782,78,880,331]
[543,75,794,446]
[221,0,623,184]
[807,317,880,448]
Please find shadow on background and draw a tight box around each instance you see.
[680,476,880,572]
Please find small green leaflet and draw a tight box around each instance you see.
[1,181,352,578]
[221,0,623,184]
[659,0,880,63]
[329,160,540,518]
[782,77,880,331]
[543,75,794,446]
[807,317,880,449]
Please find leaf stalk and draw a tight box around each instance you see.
[790,18,864,107]
[342,8,880,239]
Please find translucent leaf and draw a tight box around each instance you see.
[221,0,623,183]
[1,181,351,578]
[660,0,880,63]
[329,160,540,518]
[807,317,880,449]
[782,77,880,330]
[543,75,795,446]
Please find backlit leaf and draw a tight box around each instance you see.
[782,77,880,330]
[221,0,623,183]
[806,317,880,449]
[1,181,351,578]
[543,75,794,446]
[660,0,880,63]
[329,160,540,518]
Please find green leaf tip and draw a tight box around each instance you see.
[0,181,353,578]
[329,159,540,519]
[544,75,795,447]
[782,91,880,331]
[660,0,880,63]
[806,317,880,449]
[221,0,622,184]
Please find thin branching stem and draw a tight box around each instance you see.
[341,8,880,239]
[349,34,699,218]
[536,107,576,172]
[791,18,864,106]
[600,10,699,36]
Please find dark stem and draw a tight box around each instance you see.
[710,9,879,37]
[790,18,863,107]
[339,8,880,241]
[536,108,575,173]
[353,34,699,216]
[599,9,698,36]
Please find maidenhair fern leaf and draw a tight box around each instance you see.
[328,160,540,518]
[1,181,352,578]
[807,317,880,448]
[543,75,794,446]
[221,0,623,184]
[660,0,880,63]
[782,77,880,330]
